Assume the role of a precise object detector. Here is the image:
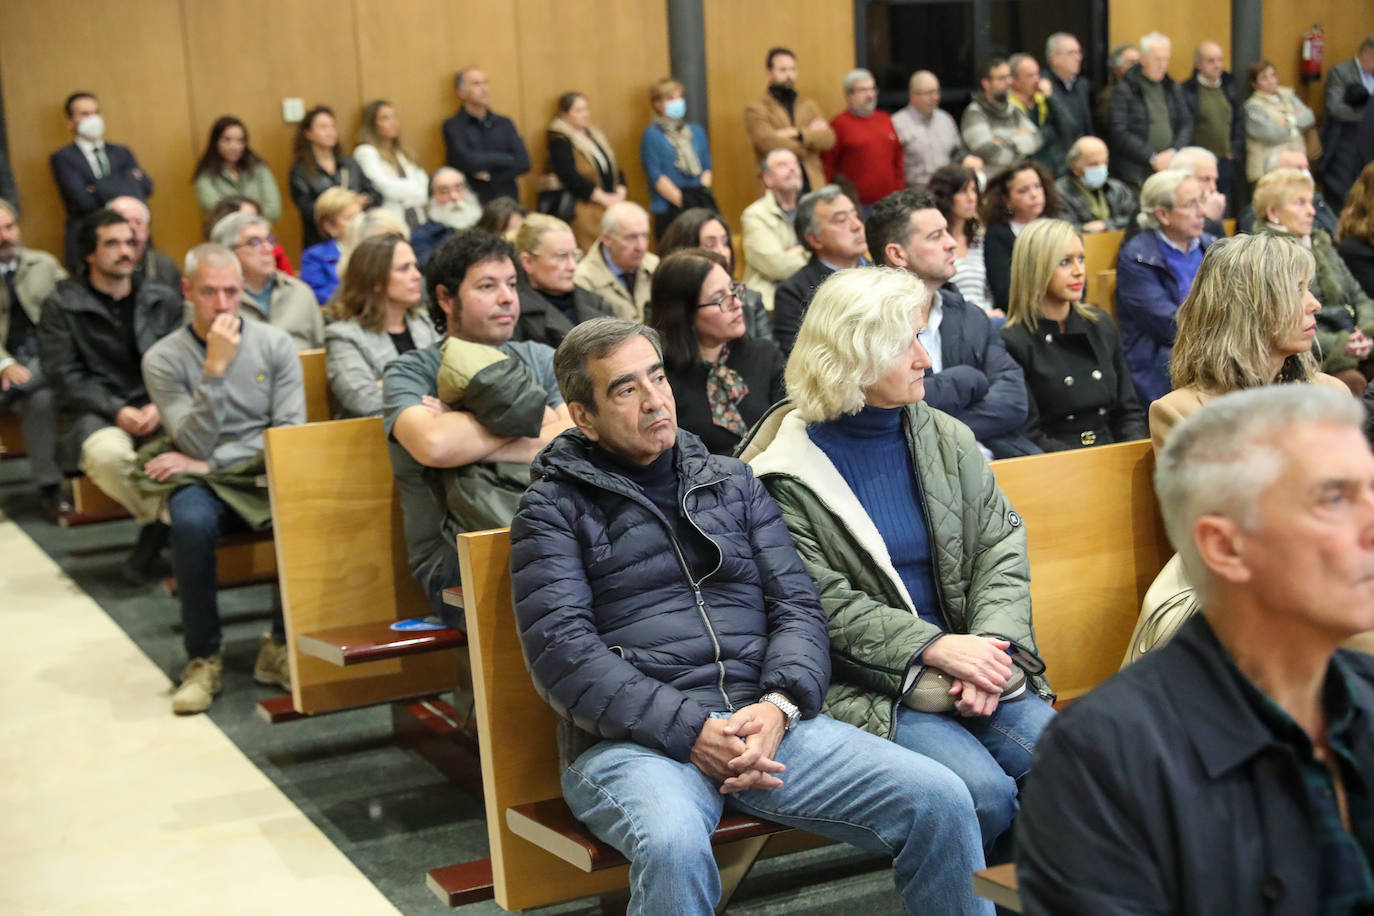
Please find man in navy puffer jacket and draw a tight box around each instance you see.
[509,317,991,916]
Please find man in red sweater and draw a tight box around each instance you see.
[823,69,904,214]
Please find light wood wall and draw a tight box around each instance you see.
[0,0,667,266]
[703,0,855,244]
[1108,0,1231,84]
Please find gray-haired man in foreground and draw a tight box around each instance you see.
[1017,385,1374,913]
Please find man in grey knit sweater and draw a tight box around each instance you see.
[141,243,305,714]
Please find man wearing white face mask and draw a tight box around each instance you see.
[50,92,153,272]
[1055,136,1138,233]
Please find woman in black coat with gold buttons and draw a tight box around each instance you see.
[999,218,1146,450]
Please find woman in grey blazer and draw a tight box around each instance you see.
[325,235,439,417]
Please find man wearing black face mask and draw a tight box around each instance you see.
[49,92,153,271]
[745,47,836,195]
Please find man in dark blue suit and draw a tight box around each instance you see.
[49,92,153,270]
[867,189,1040,459]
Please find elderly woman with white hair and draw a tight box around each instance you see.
[1114,169,1215,403]
[740,266,1054,861]
[1254,167,1374,395]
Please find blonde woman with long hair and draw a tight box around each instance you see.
[353,99,429,228]
[1149,232,1346,454]
[999,218,1144,450]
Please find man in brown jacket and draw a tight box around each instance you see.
[744,47,836,194]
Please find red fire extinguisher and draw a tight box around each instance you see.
[1301,23,1325,83]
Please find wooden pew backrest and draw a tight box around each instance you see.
[991,439,1171,702]
[1083,229,1124,291]
[1095,269,1117,319]
[459,528,631,910]
[298,348,330,423]
[264,418,456,714]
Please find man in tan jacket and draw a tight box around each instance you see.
[744,47,836,194]
[572,201,658,323]
[742,149,808,313]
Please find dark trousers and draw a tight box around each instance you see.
[168,484,283,659]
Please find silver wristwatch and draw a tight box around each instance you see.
[759,691,800,731]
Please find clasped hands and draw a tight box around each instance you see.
[690,701,788,795]
[921,633,1015,718]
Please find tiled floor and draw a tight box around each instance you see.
[0,512,402,915]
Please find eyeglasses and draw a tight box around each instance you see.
[700,283,748,312]
[236,235,277,251]
[541,249,582,265]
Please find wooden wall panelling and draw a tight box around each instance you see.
[352,0,524,189]
[704,0,854,249]
[1261,0,1374,118]
[1108,0,1231,84]
[0,0,199,266]
[182,0,364,261]
[512,0,671,218]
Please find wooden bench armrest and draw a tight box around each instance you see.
[506,798,791,873]
[973,862,1022,912]
[296,621,467,666]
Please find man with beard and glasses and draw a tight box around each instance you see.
[37,209,182,580]
[962,59,1043,169]
[411,167,482,267]
[745,47,836,195]
[824,69,904,215]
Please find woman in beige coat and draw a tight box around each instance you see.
[1242,60,1315,184]
[1150,232,1347,453]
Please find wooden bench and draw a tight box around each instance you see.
[1082,229,1123,293]
[1090,269,1117,317]
[264,416,493,903]
[263,417,466,716]
[0,412,25,457]
[440,439,1171,911]
[297,348,331,423]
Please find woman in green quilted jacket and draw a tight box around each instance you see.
[741,266,1054,859]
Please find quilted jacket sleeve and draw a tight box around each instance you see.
[742,470,832,717]
[510,482,714,762]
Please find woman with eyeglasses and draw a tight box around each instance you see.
[658,207,771,340]
[512,213,615,348]
[647,249,786,455]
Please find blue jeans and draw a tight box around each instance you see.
[891,695,1055,856]
[168,484,283,659]
[562,713,993,916]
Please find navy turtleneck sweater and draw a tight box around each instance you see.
[587,444,714,579]
[807,406,944,629]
